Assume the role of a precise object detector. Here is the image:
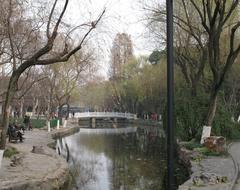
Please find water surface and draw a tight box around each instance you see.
[57,126,182,190]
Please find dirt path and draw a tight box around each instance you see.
[0,129,69,190]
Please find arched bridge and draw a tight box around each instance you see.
[74,112,137,120]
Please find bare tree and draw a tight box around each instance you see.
[143,0,208,96]
[50,50,96,120]
[0,0,105,149]
[11,68,48,117]
[187,0,240,127]
[143,0,240,132]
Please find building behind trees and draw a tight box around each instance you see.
[109,33,134,79]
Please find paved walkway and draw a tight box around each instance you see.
[180,142,240,190]
[228,142,240,190]
[178,141,240,190]
[0,129,69,190]
[179,155,235,190]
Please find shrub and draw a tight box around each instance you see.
[31,119,46,128]
[4,147,19,158]
[163,86,240,141]
[50,119,58,128]
[183,141,202,150]
[194,147,224,156]
[174,87,208,141]
[212,102,240,140]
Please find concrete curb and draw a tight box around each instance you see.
[51,125,80,139]
[227,143,239,190]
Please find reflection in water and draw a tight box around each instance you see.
[57,126,171,190]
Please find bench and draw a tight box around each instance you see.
[8,131,24,143]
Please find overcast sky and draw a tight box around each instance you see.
[64,0,165,76]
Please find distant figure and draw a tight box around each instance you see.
[28,121,33,130]
[7,124,15,142]
[14,111,17,118]
[23,115,30,130]
[150,113,157,121]
[72,112,75,118]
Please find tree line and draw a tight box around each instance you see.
[80,0,240,141]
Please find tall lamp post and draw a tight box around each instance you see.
[166,0,174,189]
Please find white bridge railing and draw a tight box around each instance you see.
[75,112,137,119]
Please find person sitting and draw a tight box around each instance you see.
[19,125,25,133]
[8,124,24,142]
[17,130,23,142]
[14,122,25,133]
[8,124,17,142]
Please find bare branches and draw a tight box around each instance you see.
[7,0,17,71]
[47,0,58,39]
[0,0,106,148]
[51,0,69,39]
[16,76,47,100]
[221,0,239,26]
[56,8,106,61]
[17,7,105,75]
[230,22,240,54]
[216,21,240,90]
[189,0,210,33]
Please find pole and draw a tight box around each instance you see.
[166,0,174,189]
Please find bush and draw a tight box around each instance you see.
[163,85,240,141]
[212,101,240,139]
[194,147,225,156]
[31,119,46,128]
[183,141,202,150]
[1,116,59,129]
[230,124,240,139]
[173,87,209,141]
[4,147,19,158]
[50,119,58,128]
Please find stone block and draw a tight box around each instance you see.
[31,146,45,154]
[204,136,226,153]
[192,172,228,186]
[10,155,23,167]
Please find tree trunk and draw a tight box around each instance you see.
[204,34,219,127]
[58,104,64,125]
[191,80,197,97]
[20,98,24,118]
[0,75,18,149]
[47,98,51,115]
[37,106,43,120]
[204,90,218,126]
[0,104,11,149]
[66,103,70,119]
[33,98,39,115]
